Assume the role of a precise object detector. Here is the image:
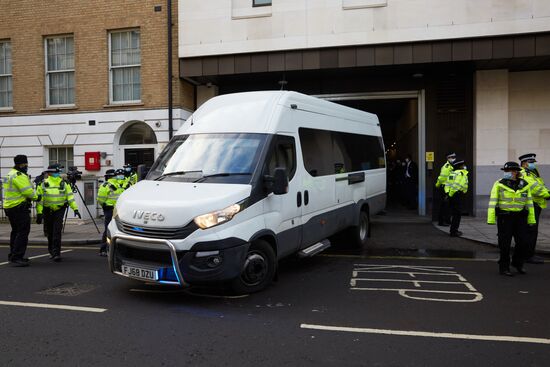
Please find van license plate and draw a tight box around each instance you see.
[121,265,158,281]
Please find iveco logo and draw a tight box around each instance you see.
[133,210,165,224]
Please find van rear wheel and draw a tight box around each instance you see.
[347,210,369,248]
[230,239,276,294]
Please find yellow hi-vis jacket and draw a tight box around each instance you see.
[444,169,469,197]
[36,176,79,214]
[97,178,126,208]
[2,168,37,209]
[521,168,550,209]
[435,162,454,188]
[126,172,138,186]
[487,179,536,225]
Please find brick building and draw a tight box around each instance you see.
[0,0,194,218]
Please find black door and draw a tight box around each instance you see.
[124,148,155,169]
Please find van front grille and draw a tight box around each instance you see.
[115,218,198,240]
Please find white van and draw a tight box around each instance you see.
[108,91,386,293]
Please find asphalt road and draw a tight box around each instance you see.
[1,222,549,367]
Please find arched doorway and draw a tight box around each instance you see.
[117,121,158,170]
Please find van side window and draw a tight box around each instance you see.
[298,128,333,176]
[266,135,297,180]
[299,127,385,177]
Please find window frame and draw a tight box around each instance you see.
[48,146,74,171]
[44,35,75,108]
[0,40,13,110]
[108,29,141,105]
[252,0,272,7]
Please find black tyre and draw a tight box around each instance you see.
[230,239,277,294]
[346,209,369,248]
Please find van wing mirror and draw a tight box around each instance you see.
[265,167,289,195]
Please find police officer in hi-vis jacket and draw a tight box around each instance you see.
[2,155,39,267]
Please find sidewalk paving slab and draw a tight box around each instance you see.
[0,220,103,246]
[433,216,550,255]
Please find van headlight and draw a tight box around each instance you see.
[193,203,242,229]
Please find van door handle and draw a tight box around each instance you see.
[297,192,302,207]
[304,190,309,206]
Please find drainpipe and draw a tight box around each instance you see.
[167,0,174,139]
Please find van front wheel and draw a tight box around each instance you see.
[347,210,369,248]
[230,240,276,294]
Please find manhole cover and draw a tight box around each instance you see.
[37,283,97,297]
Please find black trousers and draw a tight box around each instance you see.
[43,207,66,257]
[4,203,31,261]
[404,178,417,209]
[438,188,451,225]
[497,211,529,270]
[101,206,114,251]
[449,193,462,234]
[525,205,542,259]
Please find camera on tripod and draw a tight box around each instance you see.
[66,166,82,185]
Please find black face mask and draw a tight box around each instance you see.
[18,166,28,174]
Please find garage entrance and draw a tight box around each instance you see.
[320,91,426,216]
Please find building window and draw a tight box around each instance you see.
[0,41,12,109]
[109,30,141,103]
[253,0,271,6]
[49,147,74,170]
[45,36,75,106]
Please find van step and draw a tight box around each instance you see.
[298,239,331,258]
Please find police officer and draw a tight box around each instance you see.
[519,153,550,264]
[444,159,468,237]
[123,164,138,186]
[97,169,126,256]
[487,162,536,276]
[2,155,39,267]
[436,152,456,226]
[36,164,81,262]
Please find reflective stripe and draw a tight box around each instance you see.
[67,199,75,203]
[43,193,66,198]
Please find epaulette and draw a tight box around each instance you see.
[16,172,22,176]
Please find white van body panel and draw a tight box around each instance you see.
[109,91,386,287]
[116,181,251,228]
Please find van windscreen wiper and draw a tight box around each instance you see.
[154,170,203,181]
[193,172,251,183]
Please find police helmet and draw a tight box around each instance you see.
[105,169,116,178]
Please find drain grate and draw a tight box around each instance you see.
[37,283,97,297]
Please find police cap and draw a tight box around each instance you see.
[105,169,116,177]
[46,163,64,173]
[501,161,521,171]
[115,169,125,176]
[452,159,465,169]
[518,153,537,163]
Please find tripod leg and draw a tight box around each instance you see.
[62,206,69,233]
[72,183,101,234]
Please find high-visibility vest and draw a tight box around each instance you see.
[521,168,550,209]
[2,168,37,209]
[97,178,126,207]
[444,169,468,197]
[487,179,536,225]
[36,176,79,214]
[126,172,138,186]
[435,162,454,188]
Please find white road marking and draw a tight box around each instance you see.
[0,250,73,266]
[300,324,550,345]
[350,264,483,302]
[0,300,106,313]
[321,254,500,262]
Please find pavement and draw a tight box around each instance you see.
[433,216,550,254]
[0,219,103,245]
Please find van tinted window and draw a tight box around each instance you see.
[266,135,297,181]
[299,128,385,177]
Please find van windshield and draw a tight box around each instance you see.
[146,133,267,184]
